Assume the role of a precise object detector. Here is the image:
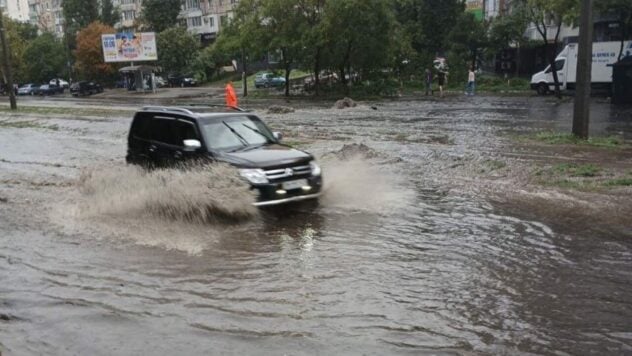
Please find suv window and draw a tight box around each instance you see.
[147,116,200,146]
[173,120,199,144]
[131,113,152,139]
[150,117,178,145]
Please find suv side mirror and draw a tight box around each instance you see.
[273,132,283,142]
[183,139,202,151]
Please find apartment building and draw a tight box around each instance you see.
[27,0,63,36]
[0,0,30,22]
[113,0,141,30]
[180,0,238,44]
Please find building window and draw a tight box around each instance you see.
[122,10,136,21]
[209,17,214,28]
[185,0,200,9]
[188,16,202,27]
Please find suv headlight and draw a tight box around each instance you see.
[239,168,268,184]
[309,161,321,176]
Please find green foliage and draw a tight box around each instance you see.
[488,5,529,53]
[533,132,623,148]
[470,74,530,92]
[552,163,601,177]
[23,33,66,84]
[100,0,120,27]
[139,0,182,32]
[395,0,465,67]
[446,12,488,83]
[0,16,33,83]
[14,22,38,41]
[604,178,632,187]
[157,27,199,75]
[63,0,100,30]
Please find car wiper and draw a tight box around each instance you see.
[222,121,249,147]
[242,123,272,142]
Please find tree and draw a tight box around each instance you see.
[323,0,397,93]
[63,0,100,30]
[74,22,117,81]
[100,0,120,27]
[23,33,66,83]
[447,12,488,84]
[524,0,580,98]
[220,0,268,96]
[139,0,182,32]
[395,0,465,67]
[597,0,632,61]
[0,16,32,84]
[260,0,310,96]
[488,5,529,75]
[156,27,199,75]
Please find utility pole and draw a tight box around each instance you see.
[572,0,593,139]
[0,9,17,110]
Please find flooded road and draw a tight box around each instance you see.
[1,96,631,355]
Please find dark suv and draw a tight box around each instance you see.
[70,81,103,96]
[126,106,323,206]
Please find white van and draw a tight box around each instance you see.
[530,41,632,95]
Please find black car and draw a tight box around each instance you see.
[70,81,103,96]
[38,84,64,95]
[167,74,197,87]
[126,106,323,206]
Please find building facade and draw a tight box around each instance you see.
[0,0,30,22]
[180,0,238,45]
[113,0,141,30]
[27,0,63,36]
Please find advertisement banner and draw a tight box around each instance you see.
[101,32,158,62]
[465,0,484,21]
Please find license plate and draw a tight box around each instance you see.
[282,179,308,190]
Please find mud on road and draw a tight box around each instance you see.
[1,95,631,355]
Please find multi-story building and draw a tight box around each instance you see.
[1,0,30,22]
[180,0,238,45]
[113,0,141,31]
[27,0,63,36]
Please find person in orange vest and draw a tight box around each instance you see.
[225,81,238,108]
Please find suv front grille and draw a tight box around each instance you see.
[265,164,311,180]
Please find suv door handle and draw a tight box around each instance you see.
[148,145,157,153]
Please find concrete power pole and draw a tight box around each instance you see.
[572,0,593,139]
[0,9,17,110]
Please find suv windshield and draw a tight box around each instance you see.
[202,115,276,151]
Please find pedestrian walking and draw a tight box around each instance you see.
[437,71,446,97]
[466,67,476,96]
[424,68,433,96]
[225,81,238,108]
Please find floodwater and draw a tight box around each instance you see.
[1,96,631,355]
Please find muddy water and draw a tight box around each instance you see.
[1,96,631,355]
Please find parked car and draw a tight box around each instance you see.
[49,78,69,89]
[38,84,63,96]
[254,72,286,88]
[70,81,103,96]
[17,83,40,95]
[154,76,167,88]
[167,74,197,87]
[126,106,323,207]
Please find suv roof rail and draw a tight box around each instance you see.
[141,106,196,115]
[179,103,248,112]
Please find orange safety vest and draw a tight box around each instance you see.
[225,83,238,108]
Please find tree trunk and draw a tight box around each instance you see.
[551,20,563,99]
[284,65,291,97]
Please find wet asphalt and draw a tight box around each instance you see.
[0,94,631,355]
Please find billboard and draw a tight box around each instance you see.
[465,0,484,21]
[101,32,158,62]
